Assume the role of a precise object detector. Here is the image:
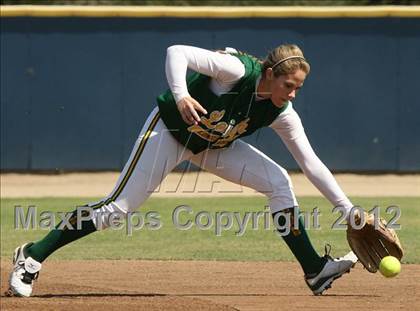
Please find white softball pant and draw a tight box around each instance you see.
[90,107,298,229]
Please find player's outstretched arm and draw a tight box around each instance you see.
[270,105,404,272]
[270,104,353,217]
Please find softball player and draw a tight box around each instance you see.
[8,44,358,297]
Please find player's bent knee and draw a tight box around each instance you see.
[265,170,298,213]
[267,172,294,198]
[90,200,137,230]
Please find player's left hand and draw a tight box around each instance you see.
[346,211,403,273]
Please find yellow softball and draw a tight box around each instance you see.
[379,256,401,278]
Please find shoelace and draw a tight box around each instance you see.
[323,244,333,260]
[324,244,354,262]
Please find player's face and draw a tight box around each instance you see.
[269,69,306,107]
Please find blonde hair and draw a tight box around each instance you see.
[262,44,310,77]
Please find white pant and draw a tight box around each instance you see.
[91,107,298,228]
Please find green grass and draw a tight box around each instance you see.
[1,197,419,263]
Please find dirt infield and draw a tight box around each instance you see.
[2,172,419,198]
[1,259,419,310]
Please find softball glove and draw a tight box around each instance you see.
[346,211,403,273]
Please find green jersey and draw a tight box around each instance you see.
[157,54,288,154]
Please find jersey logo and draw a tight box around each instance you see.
[187,110,249,148]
